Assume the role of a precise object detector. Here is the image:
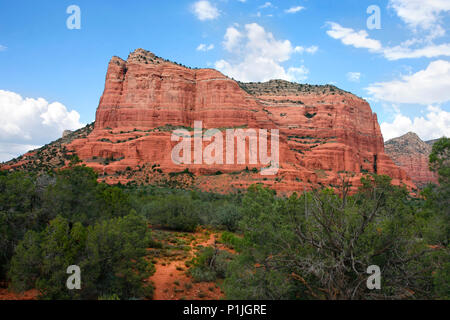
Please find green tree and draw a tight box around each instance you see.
[95,184,132,220]
[0,171,40,280]
[224,178,444,300]
[8,217,87,299]
[41,166,99,224]
[429,137,450,185]
[8,230,41,292]
[212,202,242,232]
[81,214,154,299]
[8,214,154,300]
[145,194,200,232]
[36,217,87,299]
[41,166,132,225]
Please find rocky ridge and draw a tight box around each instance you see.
[384,132,438,188]
[1,48,415,194]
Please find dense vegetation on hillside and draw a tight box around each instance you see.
[0,138,448,300]
[0,166,154,299]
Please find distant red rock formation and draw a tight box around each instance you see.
[2,49,415,193]
[385,132,439,188]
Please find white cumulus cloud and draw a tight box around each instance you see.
[285,6,304,14]
[366,60,450,105]
[326,22,382,51]
[383,43,450,60]
[326,22,450,61]
[294,45,318,54]
[197,43,214,51]
[347,72,361,82]
[215,23,313,82]
[192,1,219,21]
[380,106,450,141]
[223,26,244,52]
[0,90,84,162]
[259,2,274,9]
[388,0,450,35]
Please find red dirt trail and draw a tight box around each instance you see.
[149,230,224,300]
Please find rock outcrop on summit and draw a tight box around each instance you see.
[1,49,415,193]
[385,132,439,188]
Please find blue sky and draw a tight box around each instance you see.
[0,0,449,161]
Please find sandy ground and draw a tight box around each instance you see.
[149,230,225,300]
[0,229,231,300]
[0,288,38,300]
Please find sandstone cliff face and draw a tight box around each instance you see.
[2,49,415,193]
[385,132,438,188]
[95,49,264,130]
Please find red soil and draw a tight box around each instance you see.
[149,230,226,300]
[0,288,38,300]
[0,229,232,301]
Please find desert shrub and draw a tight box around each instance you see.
[35,218,87,299]
[223,180,449,300]
[211,203,242,232]
[148,239,163,249]
[433,261,450,300]
[189,246,233,282]
[98,294,120,300]
[8,214,154,300]
[41,166,132,225]
[9,216,87,299]
[190,266,217,283]
[0,166,136,284]
[127,185,243,232]
[144,194,200,232]
[0,171,45,281]
[80,214,154,300]
[220,232,243,251]
[0,171,38,214]
[0,211,37,282]
[7,230,42,292]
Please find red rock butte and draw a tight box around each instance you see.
[385,132,438,189]
[3,48,416,193]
